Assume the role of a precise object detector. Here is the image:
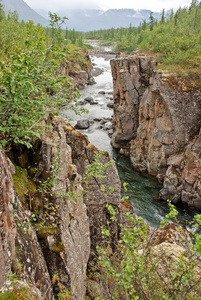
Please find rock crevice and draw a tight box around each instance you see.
[0,114,122,299]
[111,54,201,209]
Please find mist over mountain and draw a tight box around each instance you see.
[1,0,160,31]
[1,0,48,26]
[57,9,161,31]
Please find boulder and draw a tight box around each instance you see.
[107,102,114,108]
[85,96,94,102]
[98,90,106,95]
[103,121,113,131]
[84,96,98,105]
[75,119,90,129]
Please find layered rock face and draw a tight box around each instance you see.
[0,149,17,288]
[160,129,201,209]
[0,116,121,299]
[0,148,54,299]
[111,56,154,147]
[61,50,95,89]
[111,55,201,208]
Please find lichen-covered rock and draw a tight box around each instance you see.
[61,50,94,89]
[0,148,54,299]
[60,117,122,263]
[0,113,124,299]
[26,115,121,299]
[160,129,201,209]
[0,148,16,288]
[111,56,154,148]
[34,116,91,300]
[111,54,201,209]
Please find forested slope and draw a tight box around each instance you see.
[0,6,89,150]
[85,0,201,88]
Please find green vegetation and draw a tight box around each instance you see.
[0,8,89,150]
[52,274,73,300]
[88,200,201,300]
[12,165,38,208]
[84,0,201,88]
[0,273,38,300]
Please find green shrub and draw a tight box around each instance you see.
[92,201,201,299]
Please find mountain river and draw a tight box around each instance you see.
[61,45,197,228]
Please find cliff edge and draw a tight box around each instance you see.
[111,54,201,209]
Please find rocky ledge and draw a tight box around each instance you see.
[0,116,121,299]
[111,54,201,209]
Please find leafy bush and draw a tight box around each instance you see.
[91,201,201,300]
[0,10,90,150]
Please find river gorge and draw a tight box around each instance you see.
[61,45,199,228]
[1,44,201,299]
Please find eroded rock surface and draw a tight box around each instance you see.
[160,129,201,209]
[0,148,16,288]
[61,50,95,89]
[111,54,201,209]
[0,115,122,299]
[0,148,54,299]
[34,116,91,300]
[111,56,154,148]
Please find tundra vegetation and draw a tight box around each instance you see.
[84,0,201,88]
[0,1,201,299]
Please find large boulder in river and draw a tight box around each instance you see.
[75,119,90,129]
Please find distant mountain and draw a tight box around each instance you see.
[0,1,161,31]
[56,9,161,31]
[34,9,49,20]
[1,0,48,26]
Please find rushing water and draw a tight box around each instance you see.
[61,46,197,228]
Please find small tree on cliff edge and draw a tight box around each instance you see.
[0,13,79,150]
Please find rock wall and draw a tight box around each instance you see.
[111,54,201,209]
[0,149,17,288]
[61,49,95,89]
[0,116,122,299]
[160,129,201,209]
[0,148,54,299]
[111,55,154,148]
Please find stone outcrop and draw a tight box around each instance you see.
[0,148,54,299]
[0,115,122,299]
[0,148,16,288]
[111,54,201,209]
[111,56,154,148]
[160,129,201,209]
[61,50,95,89]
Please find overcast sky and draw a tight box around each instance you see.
[24,0,192,13]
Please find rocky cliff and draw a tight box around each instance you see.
[61,49,95,90]
[111,54,201,209]
[0,116,121,299]
[160,129,201,209]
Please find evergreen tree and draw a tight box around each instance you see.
[149,12,155,31]
[160,8,165,24]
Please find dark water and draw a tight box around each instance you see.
[62,45,198,229]
[113,150,197,228]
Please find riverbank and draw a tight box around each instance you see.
[62,46,199,228]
